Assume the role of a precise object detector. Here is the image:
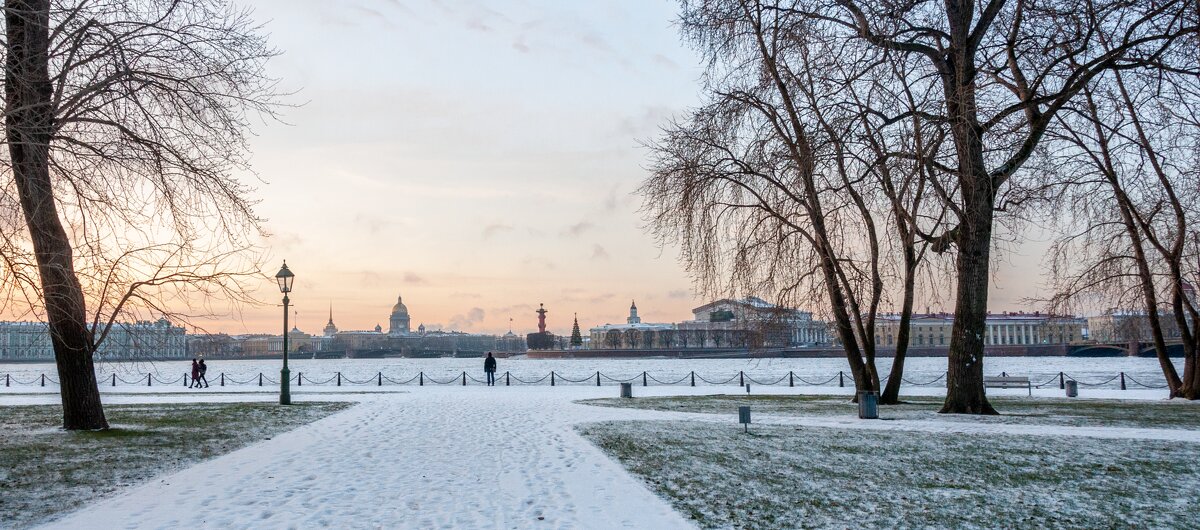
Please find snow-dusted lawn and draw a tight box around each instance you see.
[584,394,1200,429]
[579,419,1200,529]
[578,395,1200,529]
[0,402,351,529]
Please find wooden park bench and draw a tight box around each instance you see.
[984,375,1032,396]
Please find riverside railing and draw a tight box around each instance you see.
[0,370,1171,390]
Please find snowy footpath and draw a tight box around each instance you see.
[35,388,696,530]
[14,385,1196,529]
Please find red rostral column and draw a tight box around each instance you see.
[536,303,548,333]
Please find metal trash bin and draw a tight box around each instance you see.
[1065,379,1078,398]
[858,391,879,419]
[620,382,632,398]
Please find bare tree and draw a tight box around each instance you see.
[1046,61,1200,398]
[1,0,282,429]
[643,2,944,403]
[754,0,1198,413]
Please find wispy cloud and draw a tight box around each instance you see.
[562,221,595,237]
[403,272,428,285]
[354,213,394,235]
[667,289,691,299]
[482,222,514,239]
[591,244,610,260]
[449,307,486,330]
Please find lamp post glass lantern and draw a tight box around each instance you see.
[275,261,295,405]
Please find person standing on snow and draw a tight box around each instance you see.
[197,358,210,388]
[190,358,201,388]
[484,352,497,386]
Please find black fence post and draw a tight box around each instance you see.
[146,373,151,387]
[462,372,467,386]
[506,371,510,386]
[42,374,47,387]
[596,371,601,387]
[259,373,263,387]
[739,371,744,387]
[378,372,383,386]
[220,373,225,387]
[298,372,303,387]
[789,371,794,387]
[1059,372,1065,389]
[839,371,845,388]
[642,371,647,387]
[183,374,187,387]
[1002,371,1007,377]
[112,373,116,387]
[337,372,342,386]
[551,371,556,386]
[1120,372,1126,390]
[7,373,11,387]
[691,371,696,387]
[419,372,424,386]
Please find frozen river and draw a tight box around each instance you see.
[0,355,1180,390]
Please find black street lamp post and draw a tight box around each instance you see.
[275,261,295,405]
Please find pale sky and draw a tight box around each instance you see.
[199,0,1044,336]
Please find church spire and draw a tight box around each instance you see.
[627,300,641,324]
[323,302,338,337]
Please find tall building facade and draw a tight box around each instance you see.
[872,311,1086,347]
[588,297,827,349]
[0,318,187,361]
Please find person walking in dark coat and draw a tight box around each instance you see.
[197,359,210,388]
[190,358,201,388]
[484,352,497,386]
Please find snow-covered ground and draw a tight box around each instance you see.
[33,388,697,530]
[8,384,1196,529]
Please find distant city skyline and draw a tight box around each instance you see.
[2,0,1052,336]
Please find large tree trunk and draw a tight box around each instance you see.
[941,186,997,414]
[938,1,995,414]
[5,0,108,430]
[1171,283,1199,399]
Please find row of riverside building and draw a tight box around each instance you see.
[0,318,187,361]
[0,296,1193,361]
[582,298,1192,351]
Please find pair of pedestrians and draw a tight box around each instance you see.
[190,358,209,388]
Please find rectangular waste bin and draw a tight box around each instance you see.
[858,391,879,419]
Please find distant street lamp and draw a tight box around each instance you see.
[275,261,295,405]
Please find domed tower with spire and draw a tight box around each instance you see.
[627,300,641,324]
[389,295,411,336]
[323,303,338,337]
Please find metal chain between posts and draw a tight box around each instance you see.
[382,373,421,385]
[695,373,740,385]
[599,373,641,384]
[740,373,783,386]
[509,373,551,385]
[646,373,691,385]
[1124,374,1170,389]
[901,373,948,386]
[0,370,1178,390]
[1062,373,1120,387]
[797,374,840,386]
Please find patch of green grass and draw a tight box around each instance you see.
[580,420,1200,529]
[0,401,352,529]
[581,394,1200,429]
